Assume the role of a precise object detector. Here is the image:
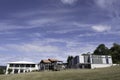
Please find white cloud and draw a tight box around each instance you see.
[0,22,21,31]
[78,33,96,37]
[61,0,78,4]
[73,22,92,27]
[0,21,36,31]
[5,43,60,53]
[28,18,56,26]
[0,41,66,65]
[94,0,120,18]
[0,38,114,65]
[0,47,8,51]
[64,44,96,61]
[48,29,80,34]
[28,32,42,38]
[95,0,113,8]
[92,25,111,32]
[0,17,59,32]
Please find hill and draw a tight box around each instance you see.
[0,66,120,80]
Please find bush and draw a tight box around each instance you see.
[32,70,39,72]
[8,69,12,74]
[0,68,4,74]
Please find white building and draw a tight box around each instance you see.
[69,54,113,69]
[5,61,39,74]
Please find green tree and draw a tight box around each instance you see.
[93,44,109,55]
[93,43,120,63]
[67,56,73,68]
[0,68,4,74]
[8,69,12,74]
[109,43,120,63]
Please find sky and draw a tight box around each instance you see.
[0,0,120,65]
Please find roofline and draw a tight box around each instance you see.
[7,61,36,64]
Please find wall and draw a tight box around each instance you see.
[91,64,113,69]
[5,64,38,74]
[79,55,84,63]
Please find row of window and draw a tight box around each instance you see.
[9,64,35,67]
[92,58,110,64]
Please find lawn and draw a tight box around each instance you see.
[0,66,120,80]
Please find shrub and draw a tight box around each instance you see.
[32,70,39,72]
[8,69,12,74]
[0,68,4,74]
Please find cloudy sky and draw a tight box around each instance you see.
[0,0,120,65]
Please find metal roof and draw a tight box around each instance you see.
[41,60,51,63]
[8,61,36,64]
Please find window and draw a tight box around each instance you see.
[15,64,19,67]
[106,58,109,64]
[31,64,35,67]
[26,64,30,67]
[20,64,24,67]
[20,69,24,73]
[14,69,18,73]
[9,64,14,67]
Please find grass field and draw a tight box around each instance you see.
[0,66,120,80]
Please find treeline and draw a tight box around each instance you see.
[0,66,6,74]
[93,43,120,64]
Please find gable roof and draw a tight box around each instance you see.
[40,58,63,64]
[41,60,51,63]
[48,59,59,62]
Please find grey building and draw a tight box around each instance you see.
[69,54,113,69]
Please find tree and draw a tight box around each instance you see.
[109,43,120,63]
[67,56,73,68]
[0,68,4,74]
[93,43,120,63]
[8,69,12,74]
[67,56,73,63]
[93,44,109,55]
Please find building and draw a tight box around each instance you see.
[39,59,64,71]
[40,59,52,70]
[5,59,64,74]
[69,54,113,69]
[5,61,38,74]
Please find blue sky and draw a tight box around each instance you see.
[0,0,120,65]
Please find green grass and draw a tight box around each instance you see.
[0,66,120,80]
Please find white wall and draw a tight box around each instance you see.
[91,64,113,69]
[5,64,39,74]
[79,55,84,63]
[102,56,107,64]
[5,64,9,74]
[108,56,112,64]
